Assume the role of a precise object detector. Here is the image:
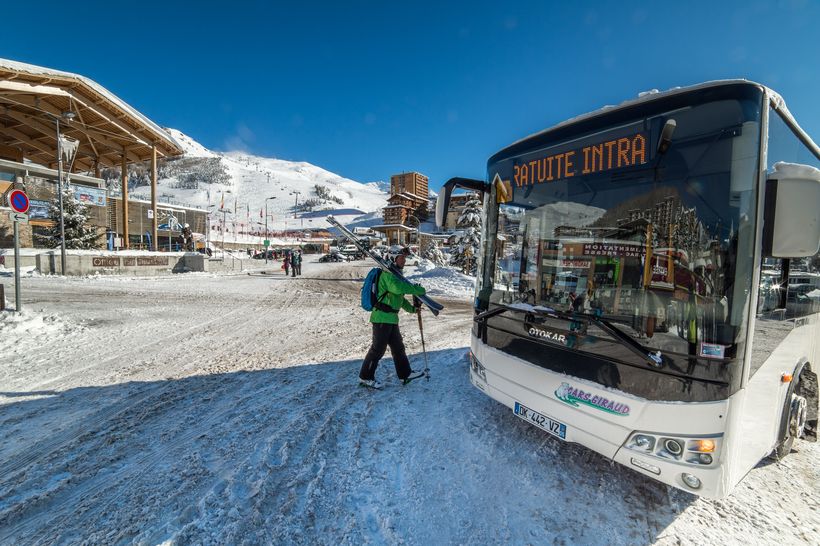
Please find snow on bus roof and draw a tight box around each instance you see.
[502,79,815,157]
[506,80,762,149]
[770,161,820,178]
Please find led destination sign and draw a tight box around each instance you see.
[512,131,649,187]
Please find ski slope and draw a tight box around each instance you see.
[0,259,817,544]
[130,128,388,231]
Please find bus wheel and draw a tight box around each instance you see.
[772,391,808,460]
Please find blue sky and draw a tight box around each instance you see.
[2,1,817,191]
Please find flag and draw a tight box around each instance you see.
[246,204,250,219]
[234,198,237,214]
[260,208,263,219]
[220,192,224,210]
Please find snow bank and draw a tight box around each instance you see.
[406,259,475,300]
[0,309,84,352]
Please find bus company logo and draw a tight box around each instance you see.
[527,327,567,345]
[555,382,630,416]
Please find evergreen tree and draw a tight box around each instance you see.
[422,239,447,266]
[450,195,482,274]
[37,186,102,249]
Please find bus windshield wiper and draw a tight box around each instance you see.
[474,306,511,323]
[529,306,665,368]
[475,298,546,323]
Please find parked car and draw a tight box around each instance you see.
[387,245,419,265]
[339,245,366,260]
[252,250,275,260]
[319,252,345,263]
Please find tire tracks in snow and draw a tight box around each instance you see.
[168,366,365,543]
[0,365,337,544]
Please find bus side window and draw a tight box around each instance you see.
[750,105,820,377]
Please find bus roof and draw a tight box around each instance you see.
[488,79,818,166]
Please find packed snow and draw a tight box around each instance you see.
[0,258,817,545]
[406,258,476,298]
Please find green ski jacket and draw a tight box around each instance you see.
[370,270,426,324]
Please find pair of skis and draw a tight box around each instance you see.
[326,216,444,316]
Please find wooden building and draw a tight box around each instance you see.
[0,58,184,250]
[374,171,430,245]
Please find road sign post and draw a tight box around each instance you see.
[7,189,29,312]
[11,217,21,312]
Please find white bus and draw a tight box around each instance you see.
[436,81,819,498]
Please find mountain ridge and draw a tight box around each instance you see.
[125,128,388,231]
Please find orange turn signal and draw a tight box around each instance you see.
[692,439,716,453]
[781,374,793,383]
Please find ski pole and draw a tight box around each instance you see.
[416,305,430,380]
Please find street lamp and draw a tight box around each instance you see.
[55,110,77,273]
[265,196,276,264]
[407,214,420,246]
[207,204,215,253]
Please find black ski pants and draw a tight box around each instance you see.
[360,322,411,381]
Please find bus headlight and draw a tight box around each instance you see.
[661,438,684,459]
[627,434,655,452]
[624,431,721,467]
[689,439,716,453]
[681,473,702,490]
[469,352,486,381]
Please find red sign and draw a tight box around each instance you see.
[8,189,30,213]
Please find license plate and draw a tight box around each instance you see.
[514,402,567,440]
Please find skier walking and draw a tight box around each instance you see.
[282,251,290,276]
[291,250,302,277]
[359,247,427,389]
[181,223,194,252]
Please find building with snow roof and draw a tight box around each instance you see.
[372,171,430,244]
[0,58,184,252]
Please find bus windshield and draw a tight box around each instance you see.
[483,94,762,361]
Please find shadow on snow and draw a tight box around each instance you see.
[0,349,694,545]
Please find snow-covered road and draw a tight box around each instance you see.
[0,259,817,545]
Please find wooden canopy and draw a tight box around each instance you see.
[0,58,183,173]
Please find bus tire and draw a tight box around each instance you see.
[771,365,816,460]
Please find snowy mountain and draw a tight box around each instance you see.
[128,129,388,231]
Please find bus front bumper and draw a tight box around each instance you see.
[468,344,731,499]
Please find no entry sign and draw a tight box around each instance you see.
[8,189,30,214]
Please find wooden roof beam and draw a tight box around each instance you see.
[0,94,142,157]
[0,130,110,173]
[0,81,151,147]
[68,90,152,146]
[0,70,181,159]
[4,108,142,163]
[75,106,100,161]
[0,123,54,156]
[68,91,180,158]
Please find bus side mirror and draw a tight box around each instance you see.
[435,177,487,229]
[763,163,820,257]
[435,184,453,229]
